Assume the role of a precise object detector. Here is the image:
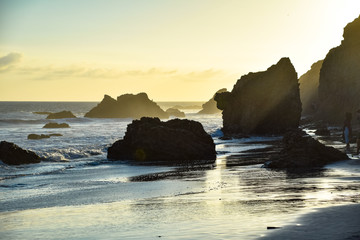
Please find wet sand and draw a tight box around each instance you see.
[260,204,360,240]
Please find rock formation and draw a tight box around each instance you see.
[165,108,185,118]
[265,130,348,169]
[107,117,216,164]
[0,141,41,165]
[28,134,50,140]
[28,133,63,140]
[299,60,323,115]
[197,88,227,114]
[46,111,76,119]
[84,93,169,119]
[43,122,70,128]
[215,58,302,135]
[317,15,360,123]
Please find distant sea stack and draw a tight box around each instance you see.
[84,93,169,119]
[165,108,185,118]
[107,117,216,164]
[317,15,360,123]
[47,111,76,119]
[197,88,227,114]
[215,58,301,135]
[299,60,323,115]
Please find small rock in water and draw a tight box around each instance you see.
[43,122,70,128]
[0,141,41,165]
[28,134,50,140]
[267,226,281,230]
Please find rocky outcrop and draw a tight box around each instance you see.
[84,93,169,119]
[197,88,227,114]
[107,117,216,164]
[265,130,348,169]
[299,60,323,115]
[215,58,302,135]
[28,133,63,140]
[0,141,41,165]
[43,122,70,128]
[46,111,76,119]
[317,15,360,123]
[165,108,185,118]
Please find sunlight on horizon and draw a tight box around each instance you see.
[1,0,360,101]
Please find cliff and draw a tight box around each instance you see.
[317,15,360,123]
[299,60,323,115]
[215,58,301,135]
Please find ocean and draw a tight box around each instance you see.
[0,102,360,239]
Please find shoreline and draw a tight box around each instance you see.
[259,203,360,240]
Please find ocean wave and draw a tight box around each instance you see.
[39,147,105,161]
[210,128,224,138]
[0,119,47,125]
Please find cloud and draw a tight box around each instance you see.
[13,64,227,83]
[0,52,22,72]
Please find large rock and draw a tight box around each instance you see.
[0,141,41,165]
[47,111,76,119]
[299,60,323,115]
[197,88,227,114]
[215,58,302,135]
[107,117,216,164]
[317,15,360,123]
[165,108,185,118]
[266,130,348,169]
[84,93,169,119]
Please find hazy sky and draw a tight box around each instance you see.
[1,0,360,101]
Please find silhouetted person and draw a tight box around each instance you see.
[343,112,352,152]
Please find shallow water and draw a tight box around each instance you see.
[0,102,360,239]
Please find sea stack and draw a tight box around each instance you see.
[299,60,323,115]
[317,15,360,123]
[84,93,169,119]
[215,58,301,136]
[197,88,227,114]
[47,111,76,119]
[107,117,216,164]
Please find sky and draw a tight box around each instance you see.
[1,0,360,101]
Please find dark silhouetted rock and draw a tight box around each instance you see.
[215,58,302,135]
[198,88,227,114]
[43,122,70,128]
[46,111,76,119]
[0,141,41,165]
[317,15,360,123]
[315,128,330,136]
[107,117,216,164]
[33,111,52,115]
[165,108,185,118]
[299,60,323,115]
[265,130,348,169]
[84,93,169,119]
